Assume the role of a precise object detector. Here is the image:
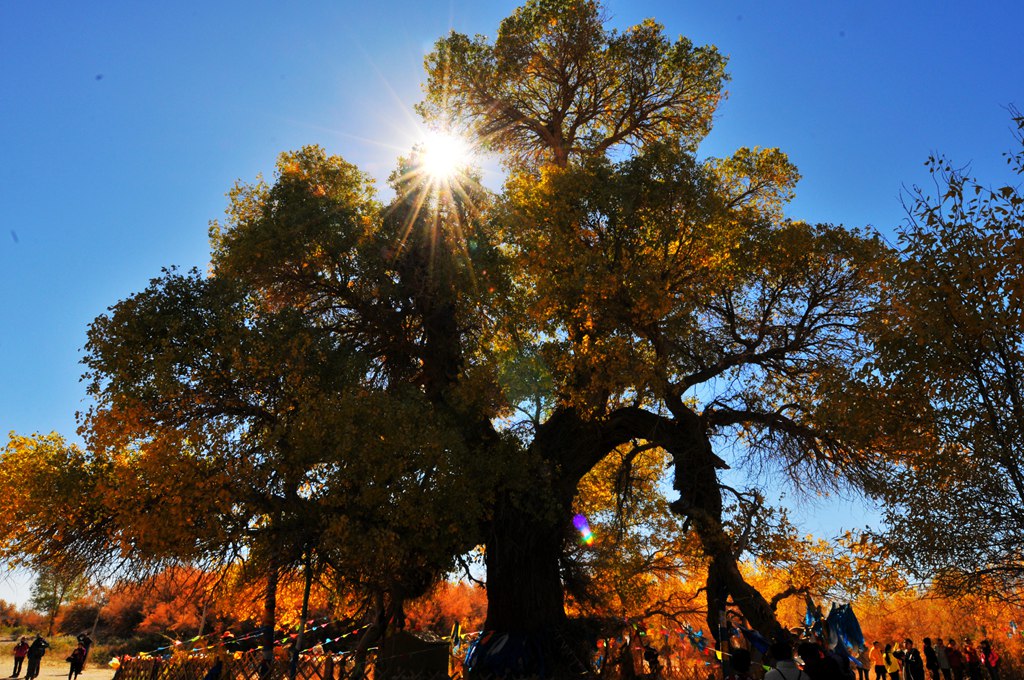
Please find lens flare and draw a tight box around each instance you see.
[573,513,595,545]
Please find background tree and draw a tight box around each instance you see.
[420,0,726,167]
[567,444,705,626]
[30,564,87,636]
[869,108,1024,599]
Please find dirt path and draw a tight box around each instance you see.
[8,659,114,680]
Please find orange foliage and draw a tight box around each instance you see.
[404,581,486,634]
[43,562,1024,677]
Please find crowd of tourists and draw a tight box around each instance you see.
[725,636,1004,680]
[865,638,1000,680]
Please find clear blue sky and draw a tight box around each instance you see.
[1,1,1021,603]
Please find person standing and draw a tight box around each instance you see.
[901,639,924,680]
[66,642,87,680]
[11,634,29,675]
[961,639,981,680]
[617,636,637,680]
[642,640,662,679]
[765,640,806,680]
[12,637,29,677]
[25,635,49,680]
[857,645,872,680]
[884,643,903,680]
[798,639,849,680]
[870,641,887,680]
[946,640,963,680]
[935,638,951,680]
[75,632,93,669]
[725,648,756,680]
[924,638,940,680]
[978,640,999,680]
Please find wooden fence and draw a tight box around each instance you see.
[111,651,347,680]
[110,648,717,680]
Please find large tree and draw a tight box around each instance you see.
[421,0,892,653]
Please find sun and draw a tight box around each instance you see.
[419,130,471,181]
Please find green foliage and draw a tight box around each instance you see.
[80,143,506,612]
[30,567,86,622]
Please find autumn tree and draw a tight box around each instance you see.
[869,108,1024,599]
[404,581,487,633]
[422,0,897,656]
[567,444,705,625]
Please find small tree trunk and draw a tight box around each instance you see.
[46,580,68,637]
[90,600,102,639]
[197,597,209,640]
[291,553,314,680]
[260,561,280,678]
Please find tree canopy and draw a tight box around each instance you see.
[420,0,727,167]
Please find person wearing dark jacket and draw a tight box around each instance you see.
[798,640,846,680]
[66,643,87,680]
[924,638,940,680]
[76,631,93,668]
[901,639,925,680]
[25,635,49,680]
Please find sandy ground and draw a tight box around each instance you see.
[3,659,114,680]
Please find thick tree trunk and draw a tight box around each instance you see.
[484,497,568,633]
[476,511,584,679]
[707,552,788,640]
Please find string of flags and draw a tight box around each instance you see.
[116,617,374,661]
[114,615,487,669]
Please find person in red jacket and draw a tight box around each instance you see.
[978,640,999,680]
[11,637,29,677]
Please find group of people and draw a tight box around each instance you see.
[9,632,92,680]
[867,638,1001,680]
[11,635,49,680]
[723,636,1003,680]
